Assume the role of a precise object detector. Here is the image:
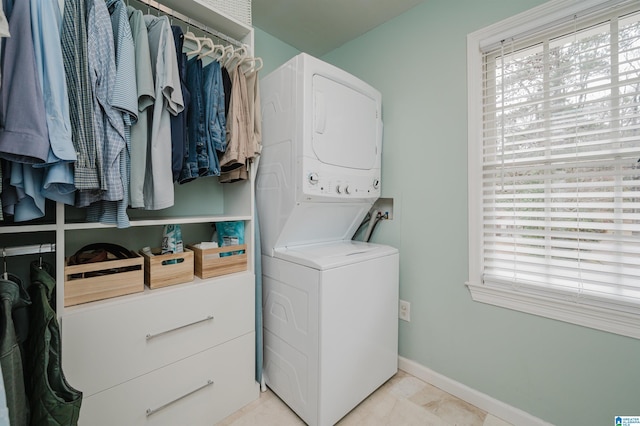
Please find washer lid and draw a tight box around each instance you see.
[273,240,398,270]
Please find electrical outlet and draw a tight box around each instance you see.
[399,300,410,322]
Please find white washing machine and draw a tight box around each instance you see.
[257,53,399,426]
[262,241,398,426]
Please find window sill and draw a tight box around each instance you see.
[466,281,640,340]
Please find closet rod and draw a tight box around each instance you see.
[1,243,56,257]
[136,0,244,48]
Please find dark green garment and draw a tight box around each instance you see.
[25,262,82,426]
[0,277,30,426]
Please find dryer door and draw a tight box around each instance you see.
[312,75,380,170]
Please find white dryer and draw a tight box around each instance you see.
[257,53,383,252]
[257,53,399,426]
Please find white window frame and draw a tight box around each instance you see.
[467,0,640,339]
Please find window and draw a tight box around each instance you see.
[467,0,640,339]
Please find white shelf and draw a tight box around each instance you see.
[63,215,252,230]
[0,224,57,234]
[150,0,251,40]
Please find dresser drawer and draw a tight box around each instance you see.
[62,273,255,396]
[78,333,259,426]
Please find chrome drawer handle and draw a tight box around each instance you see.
[146,379,214,417]
[146,315,214,341]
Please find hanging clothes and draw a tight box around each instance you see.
[219,65,250,174]
[60,0,97,192]
[143,14,183,210]
[246,68,262,160]
[222,66,232,120]
[170,25,190,183]
[1,160,10,218]
[0,2,8,38]
[126,6,154,209]
[25,261,82,426]
[3,164,45,222]
[0,277,30,426]
[76,0,126,209]
[0,0,49,165]
[202,59,225,176]
[30,0,77,207]
[0,0,9,220]
[197,61,221,177]
[0,0,49,222]
[87,0,138,228]
[105,0,138,124]
[219,64,262,183]
[0,366,9,426]
[179,56,204,184]
[1,273,31,360]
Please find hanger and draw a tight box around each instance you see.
[240,57,263,75]
[184,31,202,56]
[39,243,44,269]
[197,37,214,57]
[224,44,249,69]
[198,38,226,61]
[210,42,227,61]
[219,45,234,64]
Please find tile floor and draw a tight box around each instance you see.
[218,370,514,426]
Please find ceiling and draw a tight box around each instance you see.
[251,0,427,57]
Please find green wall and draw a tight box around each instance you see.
[254,27,300,76]
[255,1,640,425]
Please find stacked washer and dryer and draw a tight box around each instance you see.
[256,53,399,426]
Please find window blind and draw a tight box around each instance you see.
[480,6,640,311]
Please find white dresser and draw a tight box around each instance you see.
[62,273,257,425]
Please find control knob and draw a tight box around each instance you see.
[308,173,319,185]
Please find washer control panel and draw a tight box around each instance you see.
[304,169,380,200]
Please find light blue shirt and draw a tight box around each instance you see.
[76,0,126,208]
[31,0,77,205]
[87,0,136,228]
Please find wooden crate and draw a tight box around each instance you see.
[187,244,248,279]
[64,255,144,307]
[140,248,194,289]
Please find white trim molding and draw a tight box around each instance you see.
[467,282,640,340]
[398,357,553,426]
[476,0,634,51]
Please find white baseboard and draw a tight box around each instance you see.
[398,356,553,426]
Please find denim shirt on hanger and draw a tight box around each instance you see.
[201,60,225,176]
[180,56,204,184]
[170,25,190,183]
